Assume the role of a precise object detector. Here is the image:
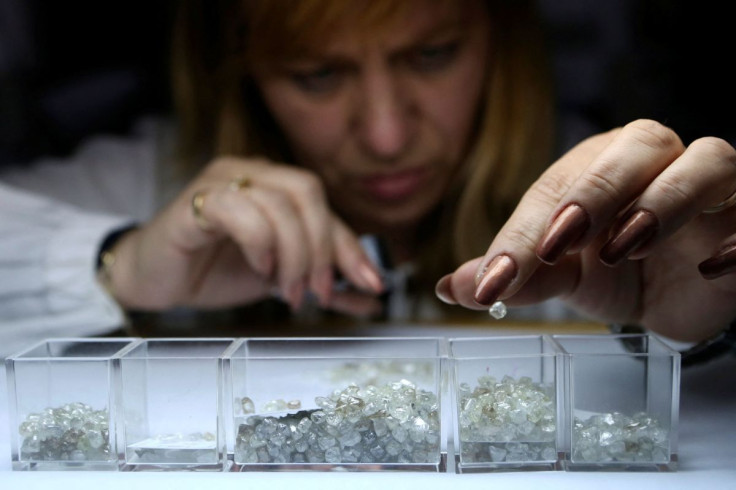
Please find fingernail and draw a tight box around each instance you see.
[435,274,457,305]
[699,243,736,279]
[287,280,305,310]
[311,267,333,307]
[599,209,659,266]
[473,254,517,306]
[358,261,384,293]
[536,203,590,265]
[474,266,487,286]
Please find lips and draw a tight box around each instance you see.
[359,167,430,202]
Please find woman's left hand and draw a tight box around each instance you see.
[436,119,736,342]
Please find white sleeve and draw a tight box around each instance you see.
[0,117,161,220]
[0,118,166,357]
[0,183,132,358]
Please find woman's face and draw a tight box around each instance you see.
[251,0,491,234]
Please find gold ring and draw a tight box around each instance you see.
[704,187,736,214]
[229,175,252,191]
[191,190,213,230]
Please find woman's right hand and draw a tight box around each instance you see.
[105,157,384,315]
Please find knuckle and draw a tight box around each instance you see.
[296,171,326,201]
[267,189,292,211]
[622,119,683,153]
[651,174,694,208]
[209,156,231,168]
[578,169,623,204]
[210,155,242,172]
[233,212,272,248]
[526,171,574,207]
[502,225,541,254]
[581,127,622,150]
[690,137,736,168]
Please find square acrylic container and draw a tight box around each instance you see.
[449,336,562,472]
[116,338,236,471]
[226,337,446,471]
[552,334,680,471]
[5,338,138,471]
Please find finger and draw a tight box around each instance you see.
[239,187,312,309]
[536,119,686,264]
[261,170,335,306]
[468,131,616,306]
[215,159,336,306]
[699,237,736,280]
[331,217,384,294]
[327,290,383,317]
[183,241,274,307]
[198,186,276,278]
[194,158,341,307]
[600,136,736,265]
[437,255,582,310]
[436,259,485,310]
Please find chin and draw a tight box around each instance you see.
[352,204,431,234]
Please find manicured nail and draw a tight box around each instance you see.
[698,243,736,279]
[357,261,384,293]
[599,210,659,266]
[474,266,487,286]
[435,274,458,305]
[473,255,517,306]
[311,267,333,307]
[286,280,305,310]
[536,203,590,265]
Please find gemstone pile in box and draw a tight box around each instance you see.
[5,334,680,472]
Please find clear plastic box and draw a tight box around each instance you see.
[450,336,562,472]
[552,334,680,471]
[116,338,236,470]
[5,338,137,471]
[226,337,446,471]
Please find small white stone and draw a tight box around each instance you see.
[241,397,255,414]
[488,301,507,319]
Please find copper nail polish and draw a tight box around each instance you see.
[599,210,659,266]
[536,204,590,265]
[699,243,736,279]
[474,265,488,286]
[473,255,517,306]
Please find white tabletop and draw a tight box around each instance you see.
[1,327,735,489]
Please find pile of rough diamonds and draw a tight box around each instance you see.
[18,402,110,462]
[458,375,557,463]
[235,379,440,465]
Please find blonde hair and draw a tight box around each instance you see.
[172,0,553,293]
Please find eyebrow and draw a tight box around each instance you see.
[285,19,466,65]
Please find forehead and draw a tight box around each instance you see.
[243,0,475,61]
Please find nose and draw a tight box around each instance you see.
[355,68,414,161]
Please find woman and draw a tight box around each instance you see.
[105,0,554,318]
[2,0,735,354]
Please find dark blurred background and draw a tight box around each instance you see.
[1,0,734,167]
[0,0,173,166]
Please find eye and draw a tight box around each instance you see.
[407,41,460,72]
[291,66,342,94]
